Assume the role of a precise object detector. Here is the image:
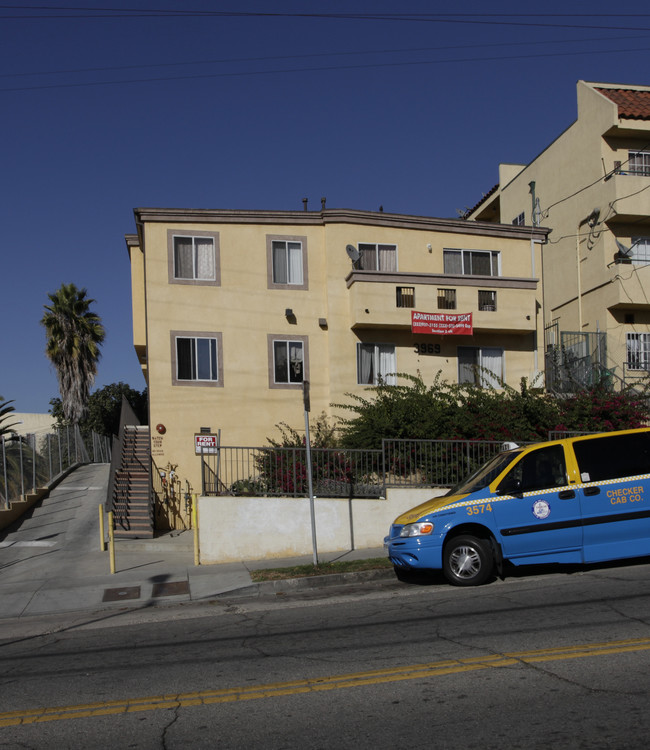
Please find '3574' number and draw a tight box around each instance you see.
[466,503,493,516]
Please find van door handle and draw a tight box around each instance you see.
[583,487,600,496]
[558,490,576,499]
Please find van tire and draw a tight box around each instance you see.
[443,535,494,586]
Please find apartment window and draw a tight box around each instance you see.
[627,333,650,371]
[443,249,500,277]
[168,231,219,285]
[458,346,504,388]
[357,344,396,385]
[396,286,415,308]
[630,238,650,263]
[355,243,398,271]
[267,235,308,290]
[628,150,650,176]
[272,240,303,285]
[512,212,525,226]
[478,290,497,311]
[437,288,457,310]
[171,331,223,386]
[273,340,304,384]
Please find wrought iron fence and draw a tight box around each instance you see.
[201,438,533,498]
[382,438,518,489]
[1,425,111,509]
[203,446,384,498]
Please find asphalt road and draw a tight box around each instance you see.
[2,557,650,749]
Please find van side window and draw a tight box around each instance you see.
[573,432,650,482]
[499,445,567,494]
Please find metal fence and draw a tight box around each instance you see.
[1,425,111,509]
[201,438,529,498]
[204,446,384,498]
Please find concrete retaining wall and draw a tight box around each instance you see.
[197,487,446,563]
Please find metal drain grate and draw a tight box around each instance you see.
[152,580,190,598]
[102,586,141,602]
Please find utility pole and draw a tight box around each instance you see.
[303,381,318,565]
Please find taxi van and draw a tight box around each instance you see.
[384,428,650,586]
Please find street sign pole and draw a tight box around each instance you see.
[303,381,318,565]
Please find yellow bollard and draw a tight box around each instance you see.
[108,510,116,574]
[192,493,200,566]
[99,504,106,552]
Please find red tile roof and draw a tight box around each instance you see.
[461,183,499,219]
[596,87,650,120]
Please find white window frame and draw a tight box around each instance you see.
[626,333,650,371]
[167,230,220,286]
[272,240,304,285]
[267,235,308,290]
[267,336,309,388]
[355,243,398,272]
[630,238,650,264]
[628,150,650,176]
[458,346,504,388]
[171,331,223,387]
[512,212,525,226]
[173,236,216,280]
[443,249,500,277]
[357,343,397,385]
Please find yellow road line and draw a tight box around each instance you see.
[2,636,650,727]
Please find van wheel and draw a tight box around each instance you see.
[443,535,493,586]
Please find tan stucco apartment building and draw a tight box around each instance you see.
[127,206,548,495]
[465,80,650,391]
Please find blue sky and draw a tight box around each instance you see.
[3,1,650,414]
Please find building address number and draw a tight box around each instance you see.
[414,343,441,355]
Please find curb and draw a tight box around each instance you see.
[220,567,396,599]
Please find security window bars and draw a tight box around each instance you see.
[478,290,497,311]
[274,340,304,383]
[355,243,397,271]
[173,236,216,280]
[627,333,650,371]
[443,249,500,277]
[357,343,396,385]
[272,240,303,285]
[437,288,457,310]
[631,238,650,263]
[458,346,504,388]
[396,286,415,308]
[176,336,218,381]
[628,151,650,176]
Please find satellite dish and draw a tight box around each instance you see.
[346,244,360,262]
[615,239,633,258]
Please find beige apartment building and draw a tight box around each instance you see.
[126,206,548,497]
[465,80,650,391]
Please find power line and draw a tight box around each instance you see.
[3,43,649,93]
[2,34,642,80]
[3,6,650,34]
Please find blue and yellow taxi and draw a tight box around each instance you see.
[384,428,650,585]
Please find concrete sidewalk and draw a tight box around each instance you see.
[0,464,389,620]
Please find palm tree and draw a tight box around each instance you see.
[0,397,19,437]
[41,283,106,424]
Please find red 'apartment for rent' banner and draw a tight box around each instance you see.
[411,311,473,335]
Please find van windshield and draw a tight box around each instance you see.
[446,450,522,496]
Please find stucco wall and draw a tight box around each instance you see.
[197,487,446,563]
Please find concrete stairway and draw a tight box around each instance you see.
[112,425,153,538]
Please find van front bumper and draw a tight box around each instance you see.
[384,527,443,571]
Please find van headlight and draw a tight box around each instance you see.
[399,522,434,537]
